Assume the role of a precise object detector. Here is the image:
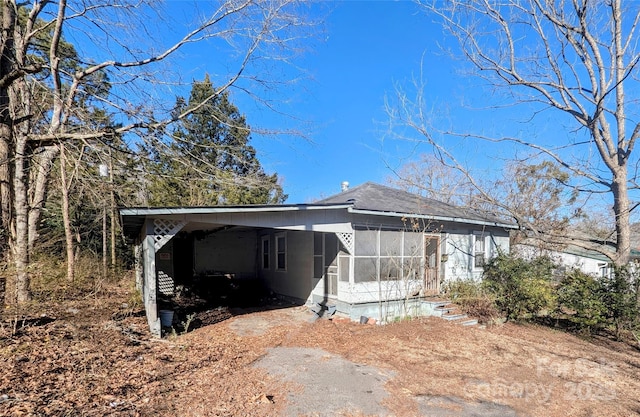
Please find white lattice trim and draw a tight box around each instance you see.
[157,270,174,296]
[336,232,354,254]
[153,218,186,250]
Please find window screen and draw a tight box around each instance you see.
[355,230,377,256]
[354,257,377,282]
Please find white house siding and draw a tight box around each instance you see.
[259,230,314,302]
[441,230,510,282]
[342,280,424,304]
[193,229,257,279]
[514,245,610,277]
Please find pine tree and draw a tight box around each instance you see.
[145,75,286,206]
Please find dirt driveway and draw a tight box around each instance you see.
[217,306,636,417]
[2,287,639,416]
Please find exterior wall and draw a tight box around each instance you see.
[339,280,424,304]
[514,244,610,277]
[259,230,314,302]
[193,229,258,279]
[441,228,510,282]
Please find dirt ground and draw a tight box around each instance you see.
[1,282,640,417]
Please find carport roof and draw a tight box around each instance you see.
[119,203,351,239]
[120,182,517,239]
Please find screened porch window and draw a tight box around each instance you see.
[353,229,423,283]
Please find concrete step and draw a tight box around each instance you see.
[442,313,468,321]
[421,299,451,308]
[434,305,459,315]
[458,318,479,326]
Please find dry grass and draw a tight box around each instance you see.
[1,279,640,416]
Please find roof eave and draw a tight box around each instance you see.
[119,203,353,217]
[347,207,518,230]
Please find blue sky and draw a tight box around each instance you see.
[242,1,467,203]
[138,1,605,206]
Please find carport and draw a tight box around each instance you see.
[120,204,354,336]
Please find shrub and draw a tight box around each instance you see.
[442,279,484,301]
[600,267,639,339]
[556,269,607,333]
[442,279,500,324]
[482,254,557,321]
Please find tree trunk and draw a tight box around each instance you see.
[612,170,631,267]
[60,143,74,282]
[0,135,11,242]
[13,136,30,302]
[102,204,107,280]
[28,146,59,254]
[109,151,116,270]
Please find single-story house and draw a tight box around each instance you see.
[513,241,640,279]
[120,182,517,336]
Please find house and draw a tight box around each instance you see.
[513,243,613,278]
[513,241,640,279]
[120,182,517,336]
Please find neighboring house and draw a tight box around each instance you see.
[514,241,640,279]
[513,243,614,278]
[121,182,517,335]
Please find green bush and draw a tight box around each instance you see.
[556,269,607,333]
[600,267,639,339]
[482,254,557,321]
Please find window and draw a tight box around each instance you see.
[313,233,323,278]
[352,229,424,283]
[261,236,270,269]
[276,233,286,270]
[474,234,485,268]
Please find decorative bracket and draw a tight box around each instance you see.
[152,218,186,250]
[336,232,354,254]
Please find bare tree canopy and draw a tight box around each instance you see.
[390,0,640,265]
[0,0,317,303]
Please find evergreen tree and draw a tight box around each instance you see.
[145,75,286,206]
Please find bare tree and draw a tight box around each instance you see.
[390,0,640,266]
[0,0,315,303]
[387,153,484,207]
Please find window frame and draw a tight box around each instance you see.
[313,233,323,279]
[261,235,270,270]
[352,228,425,283]
[276,232,287,271]
[474,233,486,268]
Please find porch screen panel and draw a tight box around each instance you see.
[325,234,339,267]
[380,257,401,280]
[313,233,323,278]
[403,233,423,257]
[354,257,377,283]
[380,231,401,256]
[380,231,402,280]
[354,230,378,283]
[338,251,350,282]
[355,230,377,255]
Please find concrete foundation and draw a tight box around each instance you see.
[310,295,450,323]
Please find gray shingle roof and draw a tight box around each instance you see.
[317,182,514,228]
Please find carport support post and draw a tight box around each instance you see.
[134,242,143,293]
[143,221,161,336]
